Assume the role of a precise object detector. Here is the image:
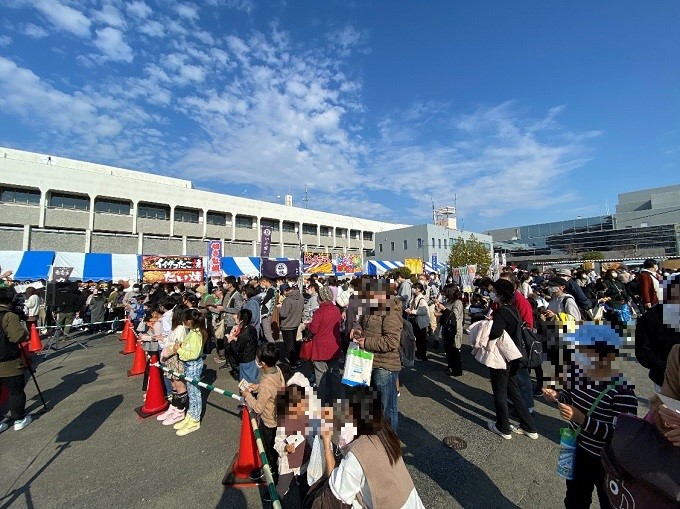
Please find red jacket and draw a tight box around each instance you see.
[514,291,534,329]
[638,270,659,307]
[308,301,342,361]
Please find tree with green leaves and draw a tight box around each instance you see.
[386,266,413,281]
[448,235,492,275]
[582,251,604,261]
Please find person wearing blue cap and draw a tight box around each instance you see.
[543,322,638,509]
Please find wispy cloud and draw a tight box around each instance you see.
[93,27,134,62]
[31,0,91,37]
[0,10,600,225]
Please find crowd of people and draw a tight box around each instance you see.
[1,258,680,508]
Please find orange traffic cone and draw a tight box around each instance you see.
[134,352,168,418]
[223,407,264,485]
[120,327,137,355]
[120,318,132,341]
[28,323,43,353]
[127,342,146,377]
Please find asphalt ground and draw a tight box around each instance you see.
[0,330,651,509]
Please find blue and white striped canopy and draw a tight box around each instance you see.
[220,257,298,277]
[51,252,139,281]
[365,260,405,275]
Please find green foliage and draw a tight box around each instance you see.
[386,266,413,281]
[448,235,492,275]
[582,251,604,261]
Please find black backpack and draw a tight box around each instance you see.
[0,310,21,362]
[441,309,458,339]
[519,323,543,369]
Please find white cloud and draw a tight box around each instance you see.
[368,102,598,222]
[93,27,133,62]
[0,56,122,140]
[138,20,164,37]
[24,23,49,38]
[94,4,125,28]
[175,3,199,21]
[0,36,11,47]
[126,1,152,19]
[31,0,91,37]
[206,0,255,13]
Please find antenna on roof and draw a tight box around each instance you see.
[605,198,610,216]
[303,184,309,209]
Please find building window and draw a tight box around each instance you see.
[444,239,447,249]
[337,228,347,238]
[390,241,395,251]
[174,207,200,223]
[0,186,40,205]
[363,232,373,241]
[379,243,383,253]
[432,238,435,247]
[320,226,333,237]
[438,239,442,249]
[303,223,317,235]
[351,229,361,240]
[261,218,277,229]
[417,238,423,248]
[206,211,227,226]
[403,240,408,250]
[282,221,296,233]
[94,198,130,215]
[235,215,254,229]
[49,192,89,211]
[138,203,170,220]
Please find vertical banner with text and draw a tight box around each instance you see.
[260,226,272,258]
[207,240,222,277]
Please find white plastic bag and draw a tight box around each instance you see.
[306,435,325,486]
[341,346,374,387]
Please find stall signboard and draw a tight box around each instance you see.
[141,255,203,283]
[303,252,332,274]
[405,258,423,276]
[335,254,362,273]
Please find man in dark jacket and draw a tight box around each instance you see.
[635,274,680,390]
[0,286,31,432]
[278,284,304,367]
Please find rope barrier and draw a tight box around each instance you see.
[39,319,120,330]
[248,407,282,509]
[152,363,243,402]
[152,362,281,507]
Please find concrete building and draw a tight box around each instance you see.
[614,184,680,229]
[0,147,404,257]
[371,224,493,269]
[485,184,680,262]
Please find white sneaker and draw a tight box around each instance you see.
[487,420,511,440]
[510,424,538,440]
[14,415,32,431]
[0,419,8,433]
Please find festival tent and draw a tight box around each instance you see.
[220,257,300,277]
[0,250,55,281]
[364,260,405,276]
[51,252,140,281]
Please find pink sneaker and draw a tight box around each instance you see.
[162,408,185,426]
[157,406,175,421]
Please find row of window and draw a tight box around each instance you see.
[379,237,454,253]
[0,186,376,241]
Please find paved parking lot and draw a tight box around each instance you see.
[0,331,651,509]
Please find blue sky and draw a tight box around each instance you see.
[0,1,678,232]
